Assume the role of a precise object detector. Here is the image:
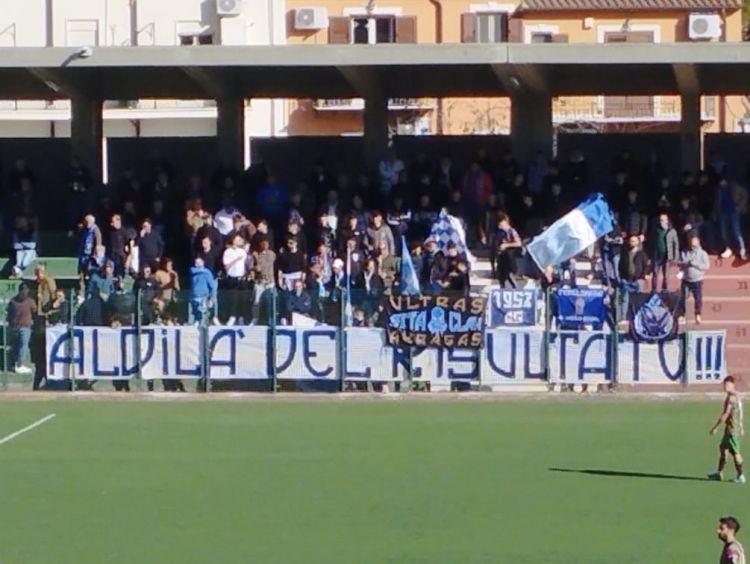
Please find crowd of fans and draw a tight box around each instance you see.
[2,145,748,383]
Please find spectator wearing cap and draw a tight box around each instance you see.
[11,216,37,278]
[6,282,36,374]
[188,256,218,326]
[327,257,348,307]
[252,237,276,324]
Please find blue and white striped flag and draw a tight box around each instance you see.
[527,193,614,270]
[427,209,475,266]
[399,236,420,296]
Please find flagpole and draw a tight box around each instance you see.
[345,245,352,325]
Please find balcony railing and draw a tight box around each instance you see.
[313,98,437,111]
[553,95,717,123]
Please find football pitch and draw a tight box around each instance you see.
[0,397,745,564]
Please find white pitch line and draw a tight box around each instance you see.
[0,414,57,446]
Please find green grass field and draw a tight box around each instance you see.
[0,399,745,564]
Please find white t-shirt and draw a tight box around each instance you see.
[223,247,248,278]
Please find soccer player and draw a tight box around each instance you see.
[718,516,745,564]
[708,376,745,484]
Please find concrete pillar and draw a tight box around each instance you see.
[70,96,103,185]
[363,95,389,168]
[216,96,246,172]
[510,94,553,168]
[680,94,702,173]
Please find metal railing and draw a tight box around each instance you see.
[0,286,725,392]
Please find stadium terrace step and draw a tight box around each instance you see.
[696,296,750,321]
[699,276,750,294]
[704,255,750,275]
[0,257,79,280]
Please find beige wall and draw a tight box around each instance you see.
[284,0,747,137]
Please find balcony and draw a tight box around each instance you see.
[313,98,437,111]
[553,96,717,124]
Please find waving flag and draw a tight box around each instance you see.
[428,210,476,266]
[399,236,420,296]
[526,193,614,270]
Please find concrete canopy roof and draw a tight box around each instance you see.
[2,43,750,100]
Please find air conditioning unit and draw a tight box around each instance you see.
[294,7,329,31]
[216,0,241,17]
[688,13,722,40]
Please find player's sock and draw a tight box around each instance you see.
[734,461,743,477]
[718,456,727,473]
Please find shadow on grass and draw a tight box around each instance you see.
[549,467,710,482]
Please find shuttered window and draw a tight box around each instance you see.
[461,13,512,43]
[331,15,417,44]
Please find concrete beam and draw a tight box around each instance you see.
[336,66,383,99]
[492,63,548,96]
[673,64,700,97]
[181,67,226,99]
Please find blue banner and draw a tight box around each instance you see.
[555,287,607,326]
[488,288,538,327]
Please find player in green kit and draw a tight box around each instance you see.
[708,376,745,484]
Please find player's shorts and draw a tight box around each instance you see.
[720,432,741,455]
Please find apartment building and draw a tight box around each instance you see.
[0,0,287,146]
[285,0,746,136]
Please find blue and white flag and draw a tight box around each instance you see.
[399,236,421,296]
[526,193,614,270]
[428,209,475,266]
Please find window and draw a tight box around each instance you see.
[530,32,552,43]
[66,20,99,47]
[179,34,214,46]
[462,12,512,43]
[329,15,415,44]
[476,13,507,43]
[351,16,396,44]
